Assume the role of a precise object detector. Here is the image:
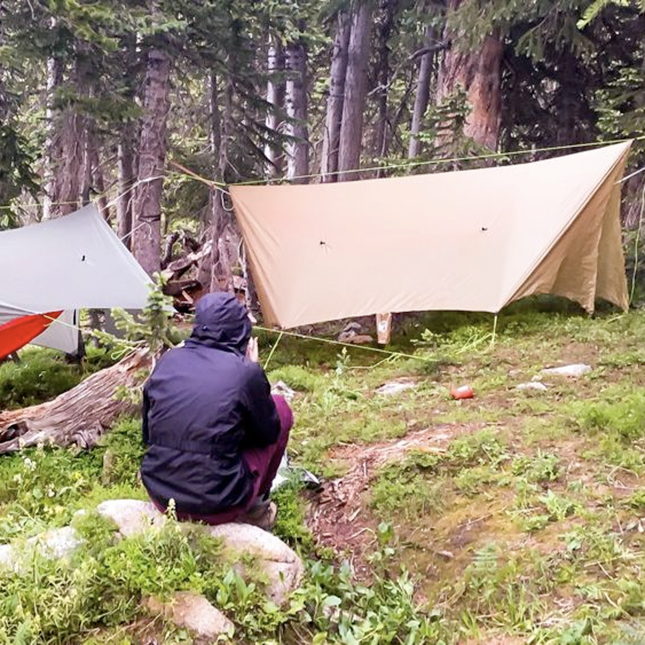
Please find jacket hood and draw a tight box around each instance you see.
[187,292,252,355]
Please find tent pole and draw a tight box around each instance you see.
[491,314,498,348]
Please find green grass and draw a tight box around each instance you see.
[7,307,645,641]
[0,346,116,409]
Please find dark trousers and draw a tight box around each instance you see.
[151,394,293,525]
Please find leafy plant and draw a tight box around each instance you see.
[572,388,645,441]
[92,278,179,356]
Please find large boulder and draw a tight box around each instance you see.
[208,522,304,605]
[95,499,165,537]
[95,499,304,605]
[144,592,234,641]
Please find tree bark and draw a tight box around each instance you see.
[48,108,83,218]
[337,1,373,182]
[132,46,172,276]
[43,18,63,220]
[208,77,234,293]
[117,123,136,248]
[436,0,503,152]
[373,0,398,173]
[49,42,96,219]
[0,348,151,454]
[285,39,309,183]
[209,72,221,175]
[264,40,285,177]
[321,11,351,183]
[408,25,436,159]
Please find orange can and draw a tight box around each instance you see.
[450,385,474,400]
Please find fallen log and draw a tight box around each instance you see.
[0,347,151,454]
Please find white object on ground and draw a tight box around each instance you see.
[375,378,416,396]
[537,364,592,378]
[271,453,320,492]
[516,382,549,391]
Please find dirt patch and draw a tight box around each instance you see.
[306,422,490,576]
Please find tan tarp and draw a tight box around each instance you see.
[230,141,632,329]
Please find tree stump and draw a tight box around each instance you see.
[0,348,151,454]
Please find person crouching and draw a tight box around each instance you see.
[140,292,293,531]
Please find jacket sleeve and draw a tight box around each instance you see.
[241,363,281,448]
[142,384,151,446]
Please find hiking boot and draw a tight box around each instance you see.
[236,500,277,531]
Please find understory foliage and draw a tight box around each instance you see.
[0,346,115,410]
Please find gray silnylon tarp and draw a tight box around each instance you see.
[0,204,152,352]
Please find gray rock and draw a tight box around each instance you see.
[96,499,165,537]
[0,544,15,571]
[145,592,234,640]
[537,363,592,378]
[0,526,82,573]
[95,499,304,604]
[516,382,548,391]
[207,523,304,605]
[34,526,82,559]
[376,378,416,396]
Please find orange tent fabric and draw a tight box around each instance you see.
[0,311,62,360]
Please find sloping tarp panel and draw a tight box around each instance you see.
[30,310,80,354]
[0,311,62,360]
[0,204,152,353]
[594,181,629,308]
[508,149,629,311]
[230,141,631,329]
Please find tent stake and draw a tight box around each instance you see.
[491,314,498,348]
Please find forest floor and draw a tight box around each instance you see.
[270,303,645,643]
[3,302,645,643]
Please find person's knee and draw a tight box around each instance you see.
[273,394,294,431]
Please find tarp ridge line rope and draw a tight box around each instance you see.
[165,135,645,191]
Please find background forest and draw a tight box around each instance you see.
[2,0,645,299]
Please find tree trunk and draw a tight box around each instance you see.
[0,348,151,454]
[80,113,93,207]
[285,39,309,183]
[321,11,351,183]
[436,0,502,152]
[373,0,398,174]
[408,25,436,159]
[43,18,63,220]
[117,123,136,248]
[264,40,285,177]
[337,1,373,182]
[49,43,95,219]
[132,46,172,276]
[89,137,109,220]
[209,73,221,176]
[48,108,83,218]
[208,77,234,293]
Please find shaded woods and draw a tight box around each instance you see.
[1,0,644,292]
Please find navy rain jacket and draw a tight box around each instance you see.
[140,292,281,514]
